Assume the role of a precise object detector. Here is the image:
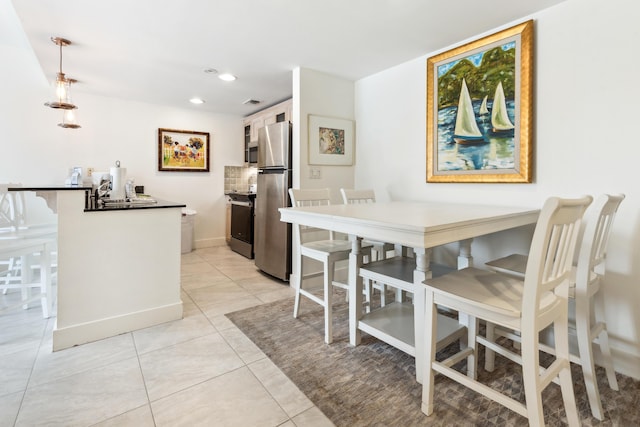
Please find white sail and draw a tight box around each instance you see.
[479,95,489,115]
[453,78,483,142]
[491,81,514,132]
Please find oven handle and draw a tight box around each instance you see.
[231,201,252,207]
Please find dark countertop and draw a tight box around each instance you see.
[225,191,256,202]
[8,186,184,213]
[8,185,92,191]
[86,198,186,212]
[225,191,256,197]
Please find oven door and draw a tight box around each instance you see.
[230,201,253,244]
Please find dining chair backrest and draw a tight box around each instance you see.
[521,196,592,324]
[575,194,625,295]
[0,184,21,232]
[0,185,13,231]
[340,188,376,205]
[288,188,335,243]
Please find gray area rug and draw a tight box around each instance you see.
[226,295,639,426]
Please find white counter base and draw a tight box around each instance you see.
[53,302,182,351]
[53,190,184,350]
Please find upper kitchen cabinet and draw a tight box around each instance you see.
[243,98,292,145]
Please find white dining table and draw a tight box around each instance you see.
[279,200,539,382]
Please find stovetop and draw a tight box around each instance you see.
[226,191,256,202]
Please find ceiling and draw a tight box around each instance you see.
[12,0,564,117]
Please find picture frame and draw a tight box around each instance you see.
[426,20,533,183]
[308,115,354,166]
[158,128,210,172]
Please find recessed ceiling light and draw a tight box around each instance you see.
[189,98,205,104]
[218,73,237,82]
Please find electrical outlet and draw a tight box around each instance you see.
[87,167,94,177]
[309,168,322,179]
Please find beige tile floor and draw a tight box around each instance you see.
[0,246,335,427]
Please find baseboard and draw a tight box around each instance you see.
[52,302,183,351]
[194,237,226,249]
[611,346,640,380]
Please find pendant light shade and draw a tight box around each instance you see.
[58,84,81,129]
[44,37,77,110]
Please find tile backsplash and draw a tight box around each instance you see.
[224,165,257,193]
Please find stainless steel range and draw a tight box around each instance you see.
[228,192,256,259]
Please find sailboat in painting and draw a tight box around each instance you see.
[490,81,515,135]
[453,78,485,145]
[479,95,489,115]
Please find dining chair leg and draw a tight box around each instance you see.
[554,313,580,426]
[520,332,545,426]
[576,313,604,420]
[484,322,496,372]
[379,282,386,307]
[293,255,303,319]
[467,316,478,380]
[363,277,371,314]
[421,290,438,416]
[20,254,31,309]
[598,326,619,390]
[594,297,619,391]
[324,259,334,344]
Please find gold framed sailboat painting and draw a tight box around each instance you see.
[426,20,533,183]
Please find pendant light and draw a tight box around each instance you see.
[44,37,77,110]
[58,79,81,128]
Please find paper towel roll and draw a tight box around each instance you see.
[110,164,127,200]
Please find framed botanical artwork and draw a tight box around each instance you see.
[426,20,533,183]
[308,115,354,166]
[158,128,210,172]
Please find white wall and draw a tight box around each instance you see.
[293,67,356,204]
[289,67,356,285]
[0,1,243,248]
[355,0,640,378]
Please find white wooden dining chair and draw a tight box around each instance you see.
[340,188,397,307]
[484,193,624,420]
[422,196,592,426]
[1,186,57,317]
[1,185,20,289]
[289,188,372,344]
[1,184,18,232]
[0,238,54,318]
[340,189,395,262]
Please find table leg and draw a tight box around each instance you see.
[457,238,474,269]
[413,247,432,384]
[348,235,364,346]
[457,239,473,342]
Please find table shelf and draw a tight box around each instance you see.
[358,302,466,357]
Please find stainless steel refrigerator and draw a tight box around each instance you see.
[254,121,292,280]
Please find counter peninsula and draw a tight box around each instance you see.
[10,186,185,350]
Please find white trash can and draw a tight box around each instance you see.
[181,208,197,254]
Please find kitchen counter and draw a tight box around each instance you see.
[86,197,185,212]
[10,187,184,350]
[225,191,256,199]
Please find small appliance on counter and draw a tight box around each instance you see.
[90,160,156,207]
[109,160,126,200]
[65,166,92,187]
